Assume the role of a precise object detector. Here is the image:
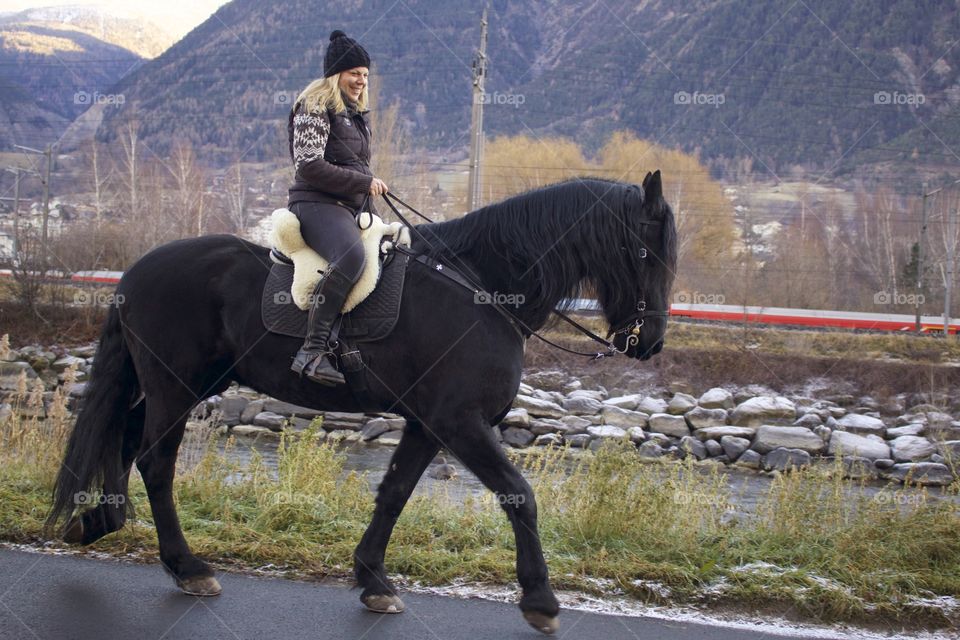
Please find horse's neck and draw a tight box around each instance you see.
[436,227,586,332]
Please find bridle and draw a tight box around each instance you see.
[379,192,670,360]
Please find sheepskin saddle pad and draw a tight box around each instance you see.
[261,207,412,340]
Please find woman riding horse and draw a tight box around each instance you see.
[287,30,390,386]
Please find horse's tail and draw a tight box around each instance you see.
[45,302,140,537]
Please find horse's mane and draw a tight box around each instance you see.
[415,177,675,327]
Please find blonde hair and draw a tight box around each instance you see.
[295,72,369,114]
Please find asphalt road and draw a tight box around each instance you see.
[0,548,827,640]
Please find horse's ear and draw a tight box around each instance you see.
[641,171,653,188]
[646,170,662,200]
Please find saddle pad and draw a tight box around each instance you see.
[261,251,410,342]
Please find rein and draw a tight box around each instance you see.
[379,192,667,359]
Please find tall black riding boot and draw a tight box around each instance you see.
[290,267,355,386]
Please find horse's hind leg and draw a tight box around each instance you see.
[442,416,560,635]
[64,401,145,544]
[354,421,440,613]
[137,388,220,596]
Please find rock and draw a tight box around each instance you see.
[813,425,832,442]
[376,430,404,445]
[734,449,762,469]
[0,403,12,424]
[319,411,365,431]
[931,453,946,464]
[886,423,926,438]
[873,458,895,470]
[261,400,324,419]
[601,406,649,428]
[835,414,885,435]
[627,426,646,443]
[680,436,707,460]
[240,399,265,424]
[730,396,796,427]
[219,395,249,426]
[231,424,280,438]
[842,456,877,480]
[828,431,891,460]
[720,436,751,461]
[751,426,825,454]
[793,413,823,428]
[535,433,564,447]
[289,417,315,430]
[587,425,627,439]
[885,463,955,486]
[637,397,669,415]
[698,388,735,410]
[648,413,690,438]
[603,394,641,410]
[361,418,393,441]
[252,411,287,431]
[52,355,85,372]
[563,379,583,393]
[529,418,569,436]
[562,396,604,415]
[567,433,592,448]
[567,389,606,402]
[0,361,38,390]
[704,439,723,458]
[561,415,595,431]
[513,394,567,419]
[667,393,697,415]
[668,381,693,395]
[889,436,935,462]
[694,426,756,441]
[637,441,665,459]
[685,406,728,429]
[517,382,534,396]
[502,427,535,447]
[647,432,672,445]
[502,408,531,428]
[522,370,569,391]
[937,440,960,460]
[762,447,811,472]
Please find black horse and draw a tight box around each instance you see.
[46,172,676,635]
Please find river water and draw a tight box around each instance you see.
[178,429,958,514]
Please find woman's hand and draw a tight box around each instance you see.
[369,177,389,195]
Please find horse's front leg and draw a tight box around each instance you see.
[354,420,440,613]
[441,412,560,635]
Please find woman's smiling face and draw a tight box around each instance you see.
[339,67,368,102]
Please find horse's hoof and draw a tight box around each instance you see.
[180,576,222,597]
[63,517,84,544]
[362,593,405,614]
[523,611,559,635]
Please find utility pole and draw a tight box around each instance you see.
[466,6,488,212]
[915,182,928,332]
[14,144,54,273]
[946,205,957,336]
[1,167,23,261]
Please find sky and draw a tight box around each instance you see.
[0,0,232,38]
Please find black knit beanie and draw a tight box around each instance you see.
[324,30,371,77]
